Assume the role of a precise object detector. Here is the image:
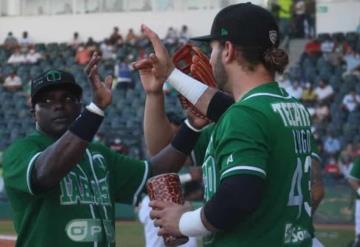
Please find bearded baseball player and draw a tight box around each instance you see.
[3,53,205,247]
[134,3,324,247]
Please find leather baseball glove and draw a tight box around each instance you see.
[172,44,216,119]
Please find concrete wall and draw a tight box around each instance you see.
[317,0,360,34]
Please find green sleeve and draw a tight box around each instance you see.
[102,146,149,205]
[350,158,360,180]
[215,106,269,181]
[192,124,214,166]
[3,139,42,195]
[310,136,321,162]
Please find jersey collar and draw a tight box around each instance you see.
[239,81,289,102]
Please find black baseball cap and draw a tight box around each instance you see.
[31,69,82,104]
[191,3,279,49]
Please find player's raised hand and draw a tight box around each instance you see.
[133,24,175,94]
[84,52,113,110]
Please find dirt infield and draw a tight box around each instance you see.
[0,240,15,247]
[0,235,16,247]
[316,224,354,230]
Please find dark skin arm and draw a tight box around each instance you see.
[31,53,113,191]
[311,159,325,214]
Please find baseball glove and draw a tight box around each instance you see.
[172,44,216,119]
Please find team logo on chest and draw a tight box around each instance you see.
[60,154,111,206]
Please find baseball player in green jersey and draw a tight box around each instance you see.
[3,53,206,247]
[347,158,360,246]
[134,3,324,247]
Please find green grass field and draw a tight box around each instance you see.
[0,220,355,247]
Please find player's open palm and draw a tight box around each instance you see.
[85,52,113,110]
[133,24,174,94]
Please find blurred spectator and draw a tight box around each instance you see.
[274,0,292,48]
[3,72,22,92]
[86,37,97,51]
[114,59,133,90]
[320,38,343,66]
[109,27,123,46]
[320,38,335,58]
[338,144,354,178]
[110,137,129,154]
[314,78,334,104]
[25,47,42,64]
[314,101,330,124]
[75,45,91,65]
[179,25,190,45]
[69,32,82,49]
[342,89,360,112]
[125,29,138,45]
[304,38,321,57]
[19,31,33,48]
[324,156,341,178]
[164,27,178,46]
[343,46,360,76]
[100,39,115,60]
[305,0,315,38]
[137,28,150,48]
[324,132,341,156]
[301,82,316,105]
[7,48,26,64]
[3,32,18,50]
[293,0,306,38]
[285,81,302,99]
[277,73,291,89]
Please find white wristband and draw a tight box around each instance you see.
[179,207,211,237]
[179,173,192,184]
[184,119,203,132]
[168,68,208,105]
[357,188,360,197]
[86,102,104,117]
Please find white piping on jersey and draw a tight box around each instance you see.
[132,161,149,206]
[26,152,42,195]
[89,204,98,247]
[241,92,293,102]
[304,202,312,217]
[311,152,321,162]
[86,149,111,247]
[221,166,266,179]
[86,150,110,219]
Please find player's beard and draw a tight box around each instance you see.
[213,50,230,93]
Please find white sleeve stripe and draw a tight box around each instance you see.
[132,161,149,206]
[26,152,42,195]
[221,166,266,179]
[311,152,321,161]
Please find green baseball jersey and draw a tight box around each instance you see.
[349,158,360,199]
[350,158,360,179]
[3,131,149,247]
[192,123,215,166]
[202,82,316,247]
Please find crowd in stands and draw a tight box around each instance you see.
[279,31,360,181]
[1,26,360,190]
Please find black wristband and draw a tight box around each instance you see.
[207,91,234,122]
[69,108,103,142]
[171,121,200,155]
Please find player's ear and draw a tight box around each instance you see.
[223,41,236,64]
